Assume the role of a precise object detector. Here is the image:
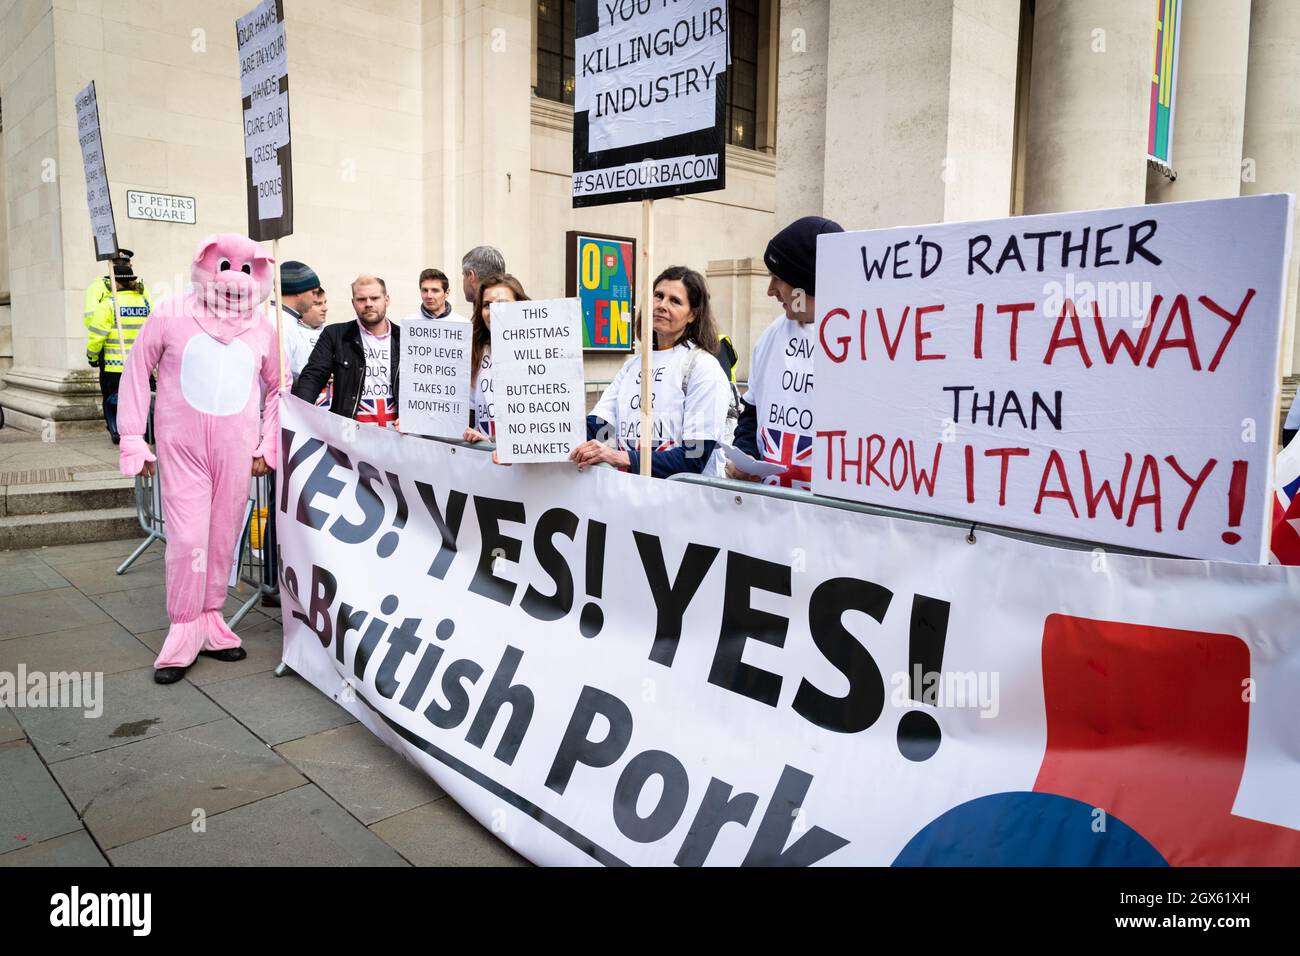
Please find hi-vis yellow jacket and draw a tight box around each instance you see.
[83,276,151,330]
[86,288,151,372]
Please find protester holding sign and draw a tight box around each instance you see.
[573,266,730,477]
[729,216,844,490]
[464,274,530,444]
[292,275,400,428]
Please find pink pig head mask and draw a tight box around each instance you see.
[191,234,274,321]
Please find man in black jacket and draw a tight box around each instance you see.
[292,275,401,428]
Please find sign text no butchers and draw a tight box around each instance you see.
[572,0,728,207]
[237,0,293,240]
[811,194,1295,563]
[492,298,586,463]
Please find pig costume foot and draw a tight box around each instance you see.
[153,617,247,684]
[118,233,283,679]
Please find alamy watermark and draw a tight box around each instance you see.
[0,666,103,718]
[889,666,1000,719]
[1043,273,1155,326]
[50,886,151,936]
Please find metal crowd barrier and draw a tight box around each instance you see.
[227,472,278,628]
[115,454,282,626]
[666,473,1174,559]
[115,387,280,629]
[116,462,166,574]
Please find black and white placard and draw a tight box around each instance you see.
[491,298,586,462]
[74,82,118,260]
[572,0,728,207]
[237,0,293,240]
[400,318,472,439]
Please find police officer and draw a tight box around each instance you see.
[83,249,149,330]
[86,252,151,444]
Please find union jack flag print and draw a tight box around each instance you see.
[761,428,812,490]
[1271,436,1300,564]
[357,397,398,429]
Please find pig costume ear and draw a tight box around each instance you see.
[251,245,276,279]
[192,234,222,271]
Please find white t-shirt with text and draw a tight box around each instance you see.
[472,347,495,438]
[743,315,816,490]
[357,321,397,428]
[591,342,729,467]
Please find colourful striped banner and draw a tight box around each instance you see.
[1148,0,1181,165]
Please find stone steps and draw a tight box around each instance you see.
[0,505,141,550]
[2,477,135,517]
[0,474,142,549]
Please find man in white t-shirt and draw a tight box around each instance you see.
[292,275,400,429]
[729,216,844,491]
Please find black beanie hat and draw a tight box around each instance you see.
[763,216,844,297]
[281,260,320,296]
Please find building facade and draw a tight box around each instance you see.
[1,0,1297,432]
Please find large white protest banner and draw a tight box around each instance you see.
[399,318,471,439]
[491,298,586,463]
[237,0,293,239]
[812,194,1295,564]
[74,82,118,260]
[572,0,728,206]
[278,395,1300,866]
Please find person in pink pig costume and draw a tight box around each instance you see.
[117,234,284,684]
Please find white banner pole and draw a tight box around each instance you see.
[273,237,285,391]
[638,198,654,477]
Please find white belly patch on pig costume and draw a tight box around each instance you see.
[179,333,256,416]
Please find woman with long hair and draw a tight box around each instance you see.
[464,273,529,443]
[571,265,730,477]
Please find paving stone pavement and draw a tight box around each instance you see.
[0,535,530,867]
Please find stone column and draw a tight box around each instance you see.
[820,0,1020,231]
[1146,0,1250,204]
[774,0,829,227]
[424,0,531,300]
[1,0,101,433]
[1023,0,1154,214]
[707,257,775,382]
[1241,0,1300,376]
[422,0,463,291]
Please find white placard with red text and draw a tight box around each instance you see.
[811,194,1294,563]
